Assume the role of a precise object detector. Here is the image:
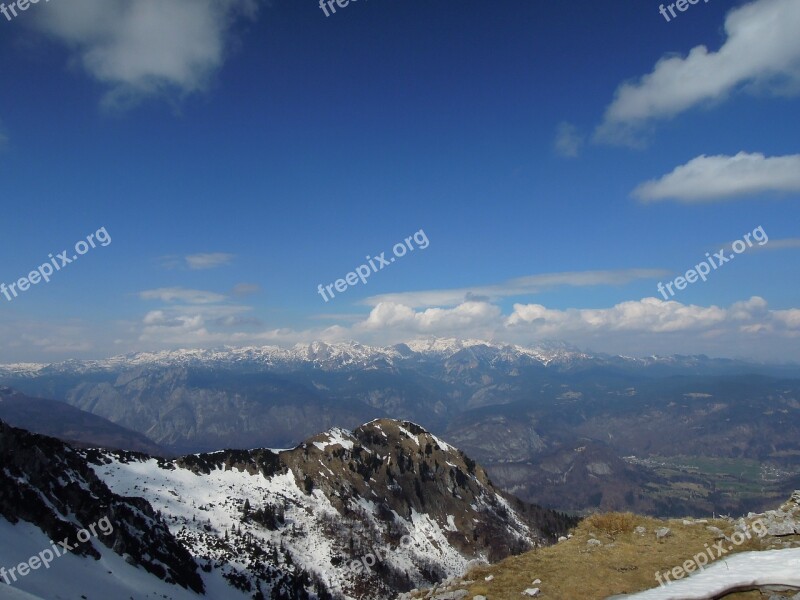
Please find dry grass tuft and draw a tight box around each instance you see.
[584,512,639,539]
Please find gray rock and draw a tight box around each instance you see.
[706,526,729,540]
[587,538,602,547]
[656,527,671,540]
[433,591,468,600]
[762,516,798,536]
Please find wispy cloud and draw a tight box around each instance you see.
[231,283,261,297]
[595,0,800,145]
[633,152,800,202]
[185,253,235,270]
[757,238,800,250]
[361,269,668,308]
[554,121,584,158]
[139,287,228,304]
[159,253,235,270]
[32,0,260,109]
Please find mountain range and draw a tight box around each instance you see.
[2,339,799,517]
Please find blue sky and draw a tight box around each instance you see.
[1,0,799,362]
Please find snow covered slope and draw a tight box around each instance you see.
[83,419,573,599]
[608,548,800,600]
[1,418,574,600]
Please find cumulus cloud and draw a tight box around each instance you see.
[506,297,744,334]
[595,0,800,145]
[633,152,800,202]
[33,0,260,108]
[128,294,800,362]
[358,301,502,336]
[139,302,260,343]
[9,289,799,362]
[362,269,667,308]
[554,122,584,158]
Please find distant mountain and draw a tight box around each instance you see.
[0,419,575,600]
[2,339,797,379]
[1,339,799,516]
[0,386,165,454]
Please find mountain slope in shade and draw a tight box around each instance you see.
[0,420,205,597]
[0,386,165,454]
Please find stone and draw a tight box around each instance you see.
[706,526,729,540]
[433,591,468,600]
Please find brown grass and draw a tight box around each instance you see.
[411,514,795,600]
[583,512,639,539]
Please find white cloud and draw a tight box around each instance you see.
[139,287,228,304]
[554,122,584,158]
[755,238,800,250]
[358,301,502,335]
[132,293,800,361]
[33,0,259,108]
[4,295,800,362]
[505,297,739,334]
[185,252,235,270]
[362,269,668,308]
[633,152,800,202]
[595,0,800,145]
